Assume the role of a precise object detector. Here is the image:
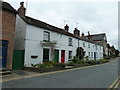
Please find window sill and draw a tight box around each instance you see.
[68,45,73,47]
[68,59,73,61]
[43,40,50,42]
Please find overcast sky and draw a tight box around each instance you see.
[4,0,119,50]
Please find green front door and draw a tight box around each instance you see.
[12,50,24,70]
[54,50,59,62]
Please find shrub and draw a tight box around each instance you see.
[76,60,83,64]
[34,62,53,68]
[52,62,60,67]
[104,55,113,60]
[99,59,109,63]
[96,60,101,64]
[85,56,89,60]
[83,60,99,65]
[73,56,78,63]
[43,61,54,64]
[34,64,48,68]
[59,63,66,68]
[66,62,75,66]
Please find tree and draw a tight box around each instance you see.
[115,50,119,57]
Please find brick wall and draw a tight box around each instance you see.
[0,9,16,69]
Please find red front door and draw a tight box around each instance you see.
[61,50,65,63]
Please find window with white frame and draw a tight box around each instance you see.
[96,52,98,58]
[43,31,50,42]
[83,42,85,47]
[88,43,90,48]
[68,38,73,46]
[68,51,72,59]
[88,52,90,58]
[96,45,98,50]
[91,52,93,58]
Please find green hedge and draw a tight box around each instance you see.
[67,59,109,66]
[34,59,110,68]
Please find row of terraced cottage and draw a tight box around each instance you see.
[1,1,115,70]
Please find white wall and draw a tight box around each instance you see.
[24,25,43,66]
[78,40,103,60]
[15,15,27,50]
[16,16,104,67]
[24,24,79,66]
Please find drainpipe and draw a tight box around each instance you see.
[78,39,80,60]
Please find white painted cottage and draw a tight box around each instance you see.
[15,2,103,67]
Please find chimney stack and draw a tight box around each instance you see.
[73,28,80,36]
[18,2,26,17]
[81,33,84,38]
[64,24,69,32]
[88,31,91,40]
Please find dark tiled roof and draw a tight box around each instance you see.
[85,33,106,41]
[20,16,103,46]
[1,1,17,14]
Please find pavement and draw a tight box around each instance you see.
[1,57,119,88]
[1,70,40,82]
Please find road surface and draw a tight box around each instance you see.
[2,58,119,88]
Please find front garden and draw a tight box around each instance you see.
[24,59,110,73]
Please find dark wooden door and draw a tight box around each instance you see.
[43,48,49,62]
[1,40,8,68]
[54,50,59,62]
[94,52,96,60]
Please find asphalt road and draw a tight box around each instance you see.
[2,58,119,88]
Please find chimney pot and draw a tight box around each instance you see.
[81,33,84,38]
[20,2,24,7]
[87,31,91,40]
[88,31,90,36]
[73,28,80,36]
[64,24,69,31]
[18,2,26,17]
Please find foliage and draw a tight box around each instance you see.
[34,58,110,69]
[34,61,66,68]
[52,62,60,67]
[104,55,111,60]
[115,50,119,57]
[85,56,89,60]
[73,56,78,63]
[43,61,54,64]
[59,63,66,68]
[99,59,109,63]
[67,59,109,66]
[34,63,52,68]
[66,62,75,66]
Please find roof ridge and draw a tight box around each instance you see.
[25,16,64,30]
[2,1,17,13]
[20,15,103,46]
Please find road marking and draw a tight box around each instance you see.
[114,80,120,88]
[1,60,117,83]
[108,76,120,90]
